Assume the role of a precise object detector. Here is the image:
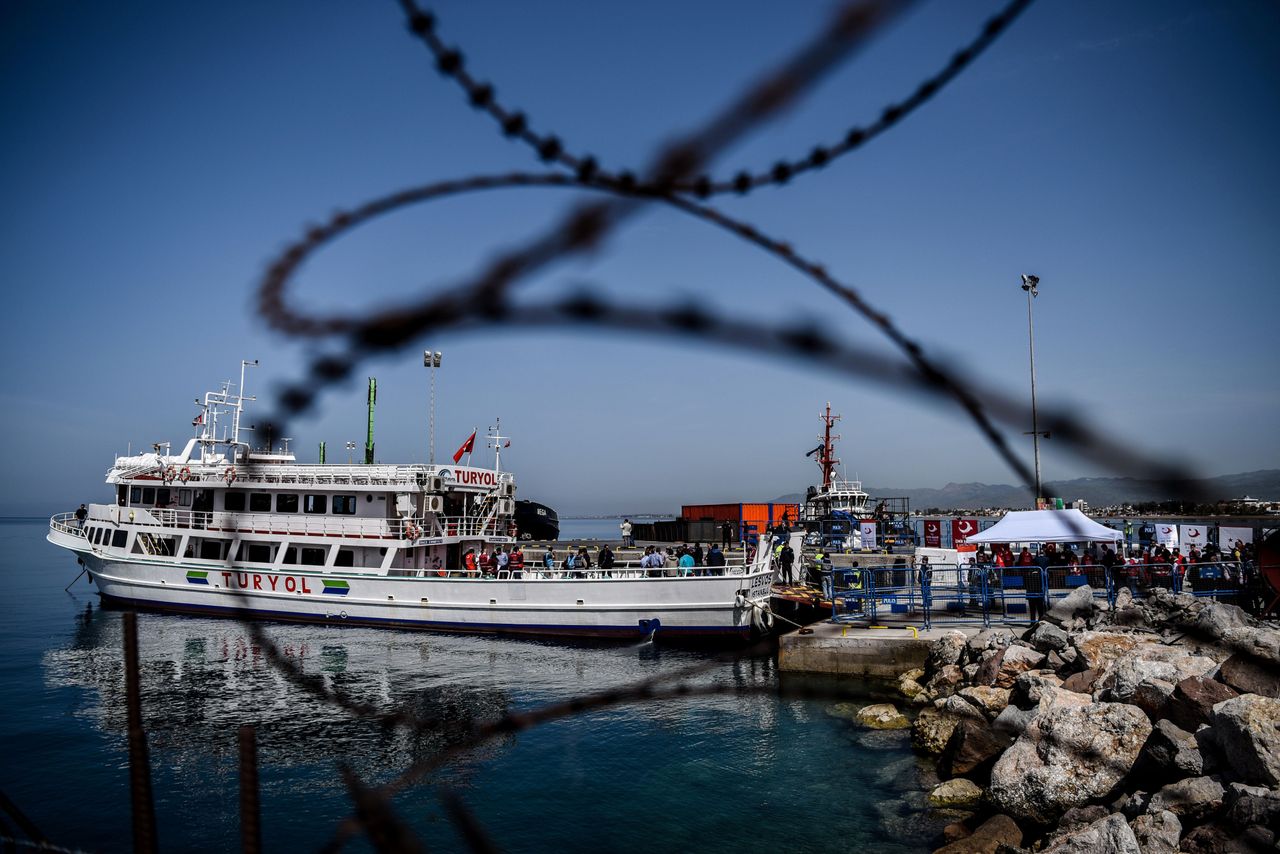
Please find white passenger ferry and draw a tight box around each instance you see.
[47,363,775,641]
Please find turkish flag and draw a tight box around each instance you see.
[924,520,941,548]
[952,518,978,545]
[452,430,477,463]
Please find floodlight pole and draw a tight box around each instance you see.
[1022,275,1043,504]
[425,350,442,464]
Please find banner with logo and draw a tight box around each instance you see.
[952,518,978,546]
[859,521,878,550]
[1179,525,1207,551]
[923,519,942,548]
[1155,524,1178,547]
[1219,526,1253,550]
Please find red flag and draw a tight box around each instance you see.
[924,520,941,548]
[952,518,978,545]
[452,430,477,463]
[503,440,511,448]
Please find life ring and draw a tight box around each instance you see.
[734,592,747,609]
[163,465,177,484]
[405,524,420,541]
[179,466,192,484]
[223,466,237,484]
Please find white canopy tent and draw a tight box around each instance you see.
[963,509,1123,545]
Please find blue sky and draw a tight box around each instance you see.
[2,0,1277,516]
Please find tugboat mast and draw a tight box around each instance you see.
[817,402,841,490]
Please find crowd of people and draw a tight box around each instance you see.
[456,541,734,579]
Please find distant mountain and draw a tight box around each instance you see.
[772,469,1280,511]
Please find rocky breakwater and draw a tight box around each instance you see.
[897,587,1280,853]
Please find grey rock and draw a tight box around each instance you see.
[1045,585,1097,626]
[1041,813,1140,854]
[993,645,1047,689]
[988,701,1152,824]
[983,701,1157,829]
[1224,782,1280,832]
[1010,670,1065,709]
[1203,694,1280,786]
[927,630,969,674]
[1072,630,1156,672]
[957,686,1011,719]
[939,694,987,723]
[1129,810,1181,854]
[927,664,965,699]
[1136,719,1203,782]
[991,704,1036,739]
[1225,825,1275,853]
[1148,775,1225,822]
[1030,622,1070,653]
[1057,804,1111,831]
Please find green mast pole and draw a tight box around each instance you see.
[364,377,376,465]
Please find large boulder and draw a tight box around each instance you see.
[988,701,1152,825]
[1093,648,1217,706]
[940,718,1012,781]
[1071,631,1155,672]
[991,705,1036,739]
[1045,586,1097,626]
[926,664,965,699]
[929,778,983,809]
[1040,813,1140,854]
[913,706,967,755]
[1010,671,1066,709]
[856,703,910,729]
[1177,824,1231,854]
[1148,775,1225,823]
[1029,622,1070,653]
[993,645,1047,689]
[1200,694,1280,786]
[957,686,1010,719]
[937,694,986,723]
[1223,782,1280,832]
[1217,653,1280,699]
[1164,675,1238,731]
[1062,668,1100,695]
[1129,810,1181,854]
[1134,719,1203,782]
[932,814,1021,854]
[927,631,968,673]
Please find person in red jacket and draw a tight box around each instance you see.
[478,548,494,577]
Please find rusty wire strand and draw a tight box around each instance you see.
[398,0,1034,197]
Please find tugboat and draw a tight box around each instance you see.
[47,360,775,641]
[801,403,870,551]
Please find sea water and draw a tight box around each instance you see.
[0,518,948,852]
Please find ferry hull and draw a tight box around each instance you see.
[69,548,770,641]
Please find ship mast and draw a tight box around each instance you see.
[817,402,841,490]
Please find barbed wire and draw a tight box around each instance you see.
[397,0,1034,197]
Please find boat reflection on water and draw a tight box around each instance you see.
[41,601,944,852]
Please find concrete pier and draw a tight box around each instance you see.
[778,619,981,678]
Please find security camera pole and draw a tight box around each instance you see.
[1020,274,1046,505]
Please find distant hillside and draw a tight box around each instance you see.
[773,469,1280,511]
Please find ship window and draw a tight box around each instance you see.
[117,486,127,506]
[142,487,156,505]
[248,493,271,513]
[155,488,171,508]
[192,490,213,512]
[303,494,327,515]
[332,495,357,515]
[91,528,102,545]
[276,494,299,514]
[224,491,246,512]
[130,487,142,504]
[282,547,297,565]
[199,540,223,560]
[245,543,272,564]
[111,530,127,549]
[178,489,192,508]
[335,548,355,567]
[300,547,326,566]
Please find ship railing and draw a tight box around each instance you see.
[49,512,88,538]
[399,561,756,580]
[428,516,513,539]
[140,508,396,539]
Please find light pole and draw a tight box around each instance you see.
[345,441,357,465]
[424,350,442,464]
[1020,274,1048,505]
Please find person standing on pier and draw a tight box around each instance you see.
[620,519,633,548]
[779,542,795,584]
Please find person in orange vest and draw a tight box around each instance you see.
[509,545,525,579]
[478,548,494,577]
[464,548,477,574]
